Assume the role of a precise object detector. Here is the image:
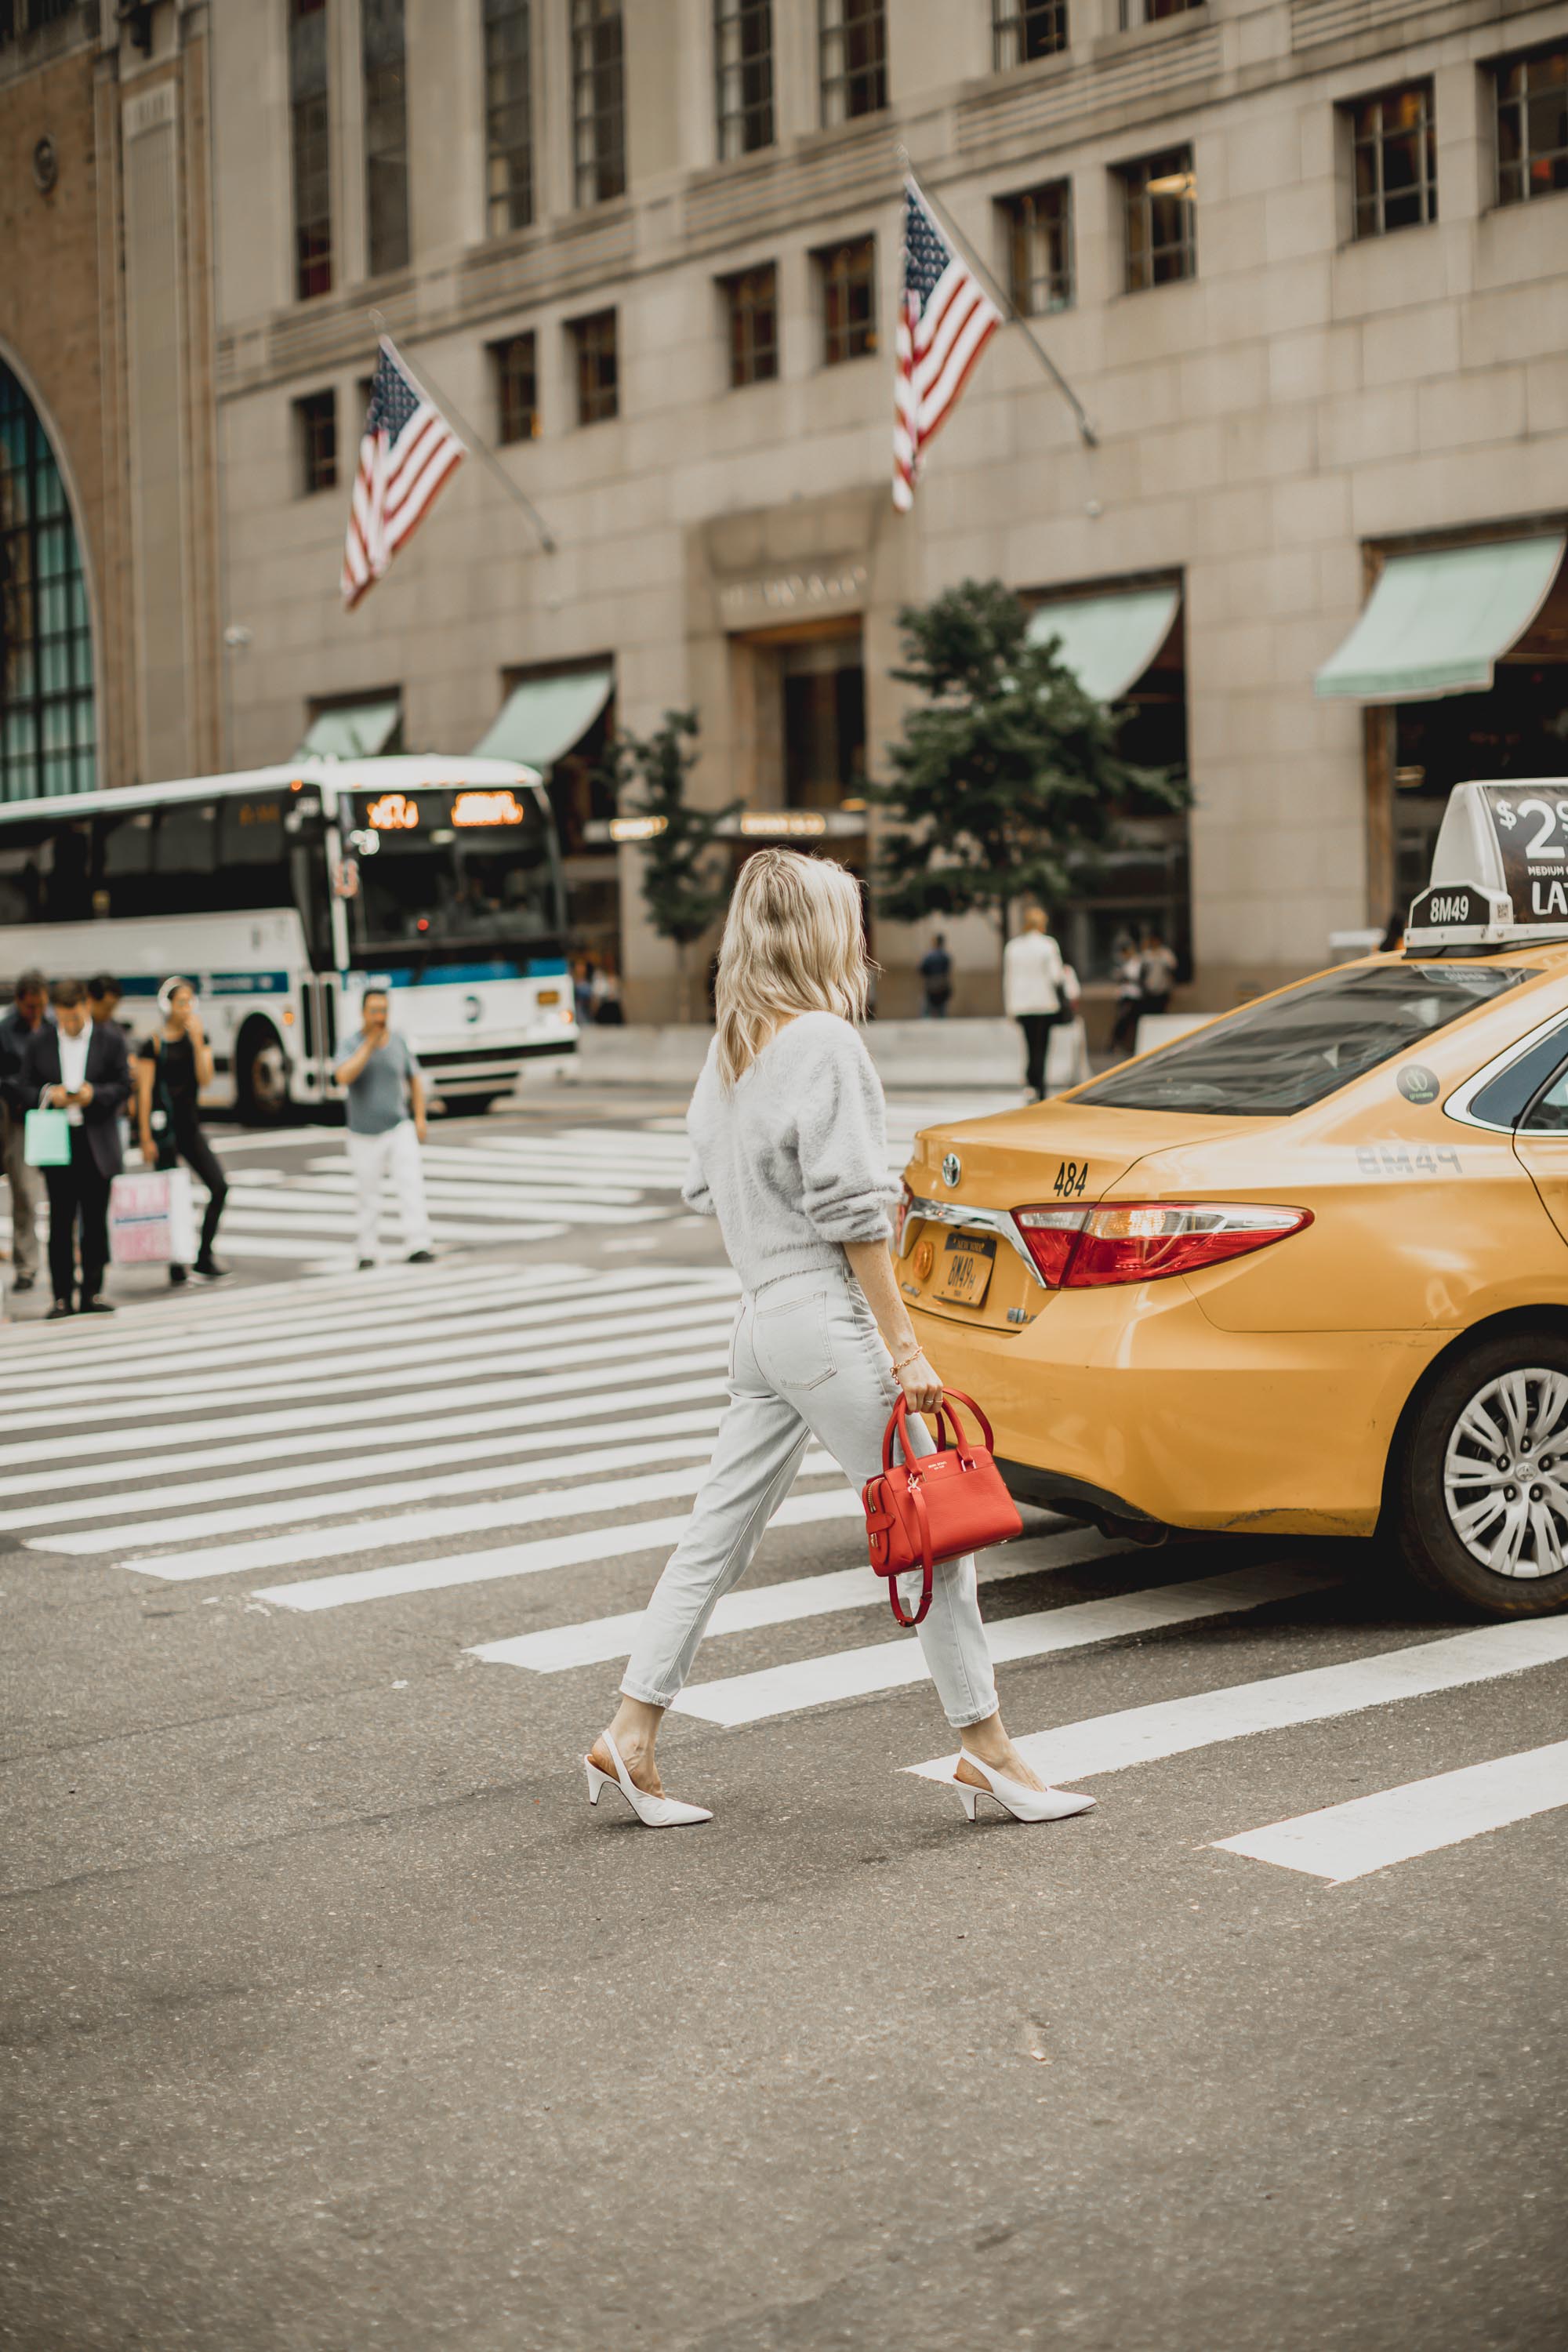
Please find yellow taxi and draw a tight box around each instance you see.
[895,782,1568,1618]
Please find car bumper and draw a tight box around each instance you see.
[911,1279,1441,1540]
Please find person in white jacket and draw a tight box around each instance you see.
[1003,906,1067,1100]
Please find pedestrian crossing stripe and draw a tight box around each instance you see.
[905,1614,1568,1785]
[667,1566,1334,1727]
[252,1487,865,1612]
[1214,1738,1568,1882]
[92,1450,839,1582]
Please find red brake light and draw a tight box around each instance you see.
[1016,1202,1311,1289]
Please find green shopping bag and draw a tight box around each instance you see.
[24,1106,71,1167]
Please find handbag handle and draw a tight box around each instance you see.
[881,1385,996,1474]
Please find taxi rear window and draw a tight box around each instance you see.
[1076,964,1526,1116]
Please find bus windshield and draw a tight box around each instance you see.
[345,786,564,957]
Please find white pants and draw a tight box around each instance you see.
[346,1120,432,1261]
[622,1266,1000,1730]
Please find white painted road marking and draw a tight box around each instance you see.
[673,1566,1334,1726]
[1213,1739,1568,1882]
[906,1617,1568,1783]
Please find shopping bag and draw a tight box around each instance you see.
[109,1167,197,1266]
[23,1107,71,1167]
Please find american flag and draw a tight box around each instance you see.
[892,179,1001,513]
[341,338,466,608]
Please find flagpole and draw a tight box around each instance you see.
[369,313,558,555]
[898,158,1099,450]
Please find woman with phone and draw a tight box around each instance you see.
[135,978,229,1285]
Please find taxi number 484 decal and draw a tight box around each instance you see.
[1357,1145,1461,1177]
[1052,1160,1090,1198]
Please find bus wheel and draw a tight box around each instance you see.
[236,1018,291,1125]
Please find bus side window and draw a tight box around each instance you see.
[97,808,156,919]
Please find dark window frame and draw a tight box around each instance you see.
[289,0,332,300]
[816,236,877,365]
[569,309,619,425]
[1120,0,1203,22]
[0,361,96,804]
[714,0,774,159]
[362,0,410,278]
[1346,80,1437,240]
[721,263,779,387]
[1000,179,1073,314]
[1118,144,1196,292]
[571,0,626,209]
[484,0,534,234]
[992,0,1067,70]
[1495,42,1568,209]
[818,0,886,128]
[295,387,339,495]
[492,332,540,443]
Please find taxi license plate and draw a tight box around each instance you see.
[934,1232,996,1306]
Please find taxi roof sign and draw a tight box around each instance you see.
[1406,779,1568,949]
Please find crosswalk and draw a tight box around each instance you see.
[5,1245,1566,1888]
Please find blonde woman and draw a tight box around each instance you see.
[585,850,1094,1831]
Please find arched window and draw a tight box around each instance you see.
[0,361,96,800]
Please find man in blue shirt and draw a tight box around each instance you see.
[332,989,435,1269]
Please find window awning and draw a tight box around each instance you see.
[296,699,402,758]
[1314,534,1566,702]
[472,667,614,768]
[1025,585,1181,703]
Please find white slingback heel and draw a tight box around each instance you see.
[583,1730,713,1829]
[952,1753,1095,1824]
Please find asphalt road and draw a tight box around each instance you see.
[2,1092,1564,2352]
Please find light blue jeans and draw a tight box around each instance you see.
[621,1265,1000,1729]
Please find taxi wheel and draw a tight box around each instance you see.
[1397,1331,1568,1617]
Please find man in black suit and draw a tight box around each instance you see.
[13,978,132,1318]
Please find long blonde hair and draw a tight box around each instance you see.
[713,850,872,1087]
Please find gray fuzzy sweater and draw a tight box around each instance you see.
[682,1012,898,1291]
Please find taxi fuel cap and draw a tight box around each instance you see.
[1405,779,1568,949]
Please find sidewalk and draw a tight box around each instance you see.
[552,1017,1089,1093]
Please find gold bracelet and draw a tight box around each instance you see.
[890,1344,923,1375]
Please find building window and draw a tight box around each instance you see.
[0,361,96,801]
[817,238,877,364]
[485,0,533,234]
[492,333,539,442]
[722,265,779,387]
[1347,82,1436,238]
[1118,146,1196,290]
[1497,45,1568,208]
[289,0,332,299]
[714,0,773,159]
[570,310,619,423]
[993,1,1067,69]
[1120,0,1202,20]
[818,0,886,127]
[362,0,410,277]
[571,0,626,208]
[296,390,338,495]
[782,635,866,811]
[1000,180,1073,314]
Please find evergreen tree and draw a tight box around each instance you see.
[600,709,741,1022]
[872,578,1185,965]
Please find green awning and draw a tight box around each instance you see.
[296,699,402,758]
[1026,586,1180,703]
[1315,535,1566,702]
[473,668,613,767]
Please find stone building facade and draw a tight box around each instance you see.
[0,0,223,804]
[203,0,1568,1019]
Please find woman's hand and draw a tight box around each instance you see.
[895,1348,942,1416]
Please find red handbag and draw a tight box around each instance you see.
[862,1388,1023,1628]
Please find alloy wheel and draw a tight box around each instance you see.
[1443,1367,1568,1580]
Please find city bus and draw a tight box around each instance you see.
[0,757,577,1119]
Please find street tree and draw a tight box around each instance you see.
[872,577,1186,969]
[601,708,741,1022]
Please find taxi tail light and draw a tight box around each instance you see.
[893,1181,913,1254]
[1016,1202,1312,1288]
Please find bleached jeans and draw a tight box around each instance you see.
[621,1265,1000,1730]
[346,1120,433,1261]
